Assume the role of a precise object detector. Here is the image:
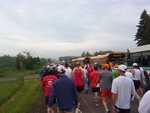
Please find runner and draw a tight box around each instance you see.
[112,66,119,79]
[83,65,89,93]
[111,64,136,113]
[65,63,72,79]
[48,66,78,113]
[72,63,84,92]
[89,65,100,97]
[41,66,58,113]
[99,64,113,113]
[131,63,144,96]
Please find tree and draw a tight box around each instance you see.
[16,51,37,70]
[16,53,25,70]
[85,51,92,57]
[135,10,150,46]
[94,51,99,56]
[24,51,33,69]
[81,51,86,57]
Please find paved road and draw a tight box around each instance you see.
[29,93,139,113]
[80,93,138,113]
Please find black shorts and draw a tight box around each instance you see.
[115,106,130,113]
[59,108,74,112]
[45,96,49,105]
[133,80,140,90]
[45,96,56,105]
[92,88,99,92]
[76,86,84,92]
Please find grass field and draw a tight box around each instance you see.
[0,68,36,78]
[0,66,42,113]
[0,79,23,106]
[0,80,41,113]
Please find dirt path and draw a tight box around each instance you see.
[29,95,47,113]
[28,93,139,113]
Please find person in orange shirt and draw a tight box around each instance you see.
[99,64,113,113]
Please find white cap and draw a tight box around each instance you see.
[46,65,50,68]
[118,64,127,72]
[57,65,65,73]
[133,63,138,66]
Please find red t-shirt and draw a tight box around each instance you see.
[42,75,57,96]
[73,67,84,87]
[89,70,100,88]
[87,64,94,75]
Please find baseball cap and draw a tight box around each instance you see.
[118,64,127,72]
[57,65,65,73]
[133,63,138,66]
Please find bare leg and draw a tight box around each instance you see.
[102,97,109,112]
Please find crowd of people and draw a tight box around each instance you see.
[40,61,150,113]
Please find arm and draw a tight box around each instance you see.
[111,79,118,113]
[131,80,140,101]
[112,93,118,111]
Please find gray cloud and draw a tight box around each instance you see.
[0,0,150,57]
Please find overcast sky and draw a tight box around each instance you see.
[0,0,150,58]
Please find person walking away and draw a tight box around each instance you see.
[99,64,113,113]
[65,63,72,79]
[125,69,141,101]
[89,65,100,97]
[72,63,84,92]
[48,66,78,113]
[131,63,144,96]
[138,90,150,113]
[111,64,136,113]
[41,67,58,113]
[83,65,89,93]
[112,66,119,79]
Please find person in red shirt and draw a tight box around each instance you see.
[72,63,84,92]
[41,67,58,106]
[89,65,100,96]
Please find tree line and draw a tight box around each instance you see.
[16,51,47,70]
[0,52,47,70]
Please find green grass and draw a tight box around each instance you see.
[0,79,23,106]
[0,68,35,78]
[0,80,41,113]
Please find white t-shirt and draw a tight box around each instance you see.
[83,68,88,79]
[65,67,72,79]
[111,76,136,109]
[138,90,150,113]
[125,71,134,80]
[132,69,142,81]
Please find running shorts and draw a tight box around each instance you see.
[100,89,111,97]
